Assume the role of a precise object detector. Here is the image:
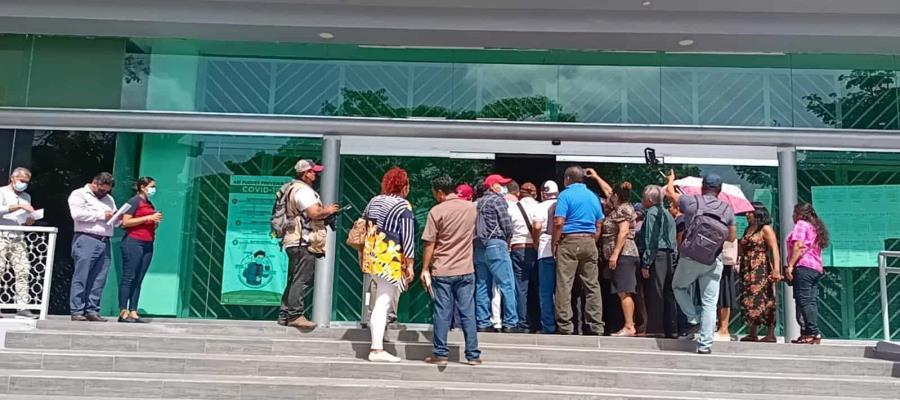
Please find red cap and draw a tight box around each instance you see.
[295,159,324,173]
[455,184,474,201]
[483,174,512,189]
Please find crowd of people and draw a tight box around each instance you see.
[0,159,831,363]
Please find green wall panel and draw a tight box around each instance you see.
[27,37,125,108]
[0,35,31,106]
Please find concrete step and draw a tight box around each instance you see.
[1,348,898,397]
[0,369,894,400]
[1,336,895,378]
[29,319,874,358]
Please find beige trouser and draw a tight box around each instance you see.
[0,233,32,305]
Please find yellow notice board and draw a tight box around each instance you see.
[812,185,900,267]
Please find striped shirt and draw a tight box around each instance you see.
[363,195,416,258]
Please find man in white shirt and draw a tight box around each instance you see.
[279,159,339,329]
[533,180,559,333]
[0,167,38,319]
[507,181,542,331]
[68,172,119,322]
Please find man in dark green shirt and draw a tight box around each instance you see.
[638,185,678,338]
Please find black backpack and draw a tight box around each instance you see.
[680,196,730,265]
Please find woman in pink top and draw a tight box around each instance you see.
[785,203,830,345]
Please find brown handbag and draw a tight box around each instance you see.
[346,217,367,251]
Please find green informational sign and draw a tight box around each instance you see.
[812,185,900,267]
[221,175,291,305]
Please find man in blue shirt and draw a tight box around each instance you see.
[552,166,605,335]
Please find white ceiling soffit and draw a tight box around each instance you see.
[3,0,900,53]
[339,136,778,166]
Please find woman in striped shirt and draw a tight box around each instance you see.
[361,167,416,362]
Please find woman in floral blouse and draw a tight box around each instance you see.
[738,202,781,342]
[361,167,415,362]
[601,181,641,337]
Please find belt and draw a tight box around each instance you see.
[562,233,595,239]
[510,243,535,249]
[76,232,110,242]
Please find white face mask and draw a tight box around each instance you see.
[146,187,157,197]
[499,186,508,196]
[13,181,27,192]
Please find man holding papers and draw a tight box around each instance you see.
[0,167,39,319]
[67,172,120,322]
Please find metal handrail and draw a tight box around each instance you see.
[878,251,900,341]
[0,225,58,320]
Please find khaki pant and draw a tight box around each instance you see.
[0,233,32,305]
[555,236,603,334]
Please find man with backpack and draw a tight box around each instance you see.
[274,159,339,329]
[665,171,736,354]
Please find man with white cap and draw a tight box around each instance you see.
[532,180,560,333]
[278,159,339,329]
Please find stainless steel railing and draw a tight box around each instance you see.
[878,251,900,341]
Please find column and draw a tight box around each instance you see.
[778,147,801,341]
[313,136,341,326]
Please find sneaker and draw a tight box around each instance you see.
[466,358,483,366]
[287,316,317,329]
[477,327,498,333]
[679,324,700,340]
[15,310,37,320]
[697,347,712,355]
[424,356,449,366]
[368,351,401,363]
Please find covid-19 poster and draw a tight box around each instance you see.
[220,175,291,305]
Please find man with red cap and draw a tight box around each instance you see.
[278,159,339,329]
[474,174,525,333]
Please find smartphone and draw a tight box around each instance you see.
[340,204,353,212]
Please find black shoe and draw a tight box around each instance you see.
[85,314,108,322]
[502,326,528,334]
[679,324,701,340]
[697,348,712,355]
[582,329,604,336]
[71,314,88,322]
[118,316,136,323]
[477,327,498,333]
[132,317,148,323]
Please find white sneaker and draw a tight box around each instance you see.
[368,351,401,363]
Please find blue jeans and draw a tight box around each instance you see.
[475,239,518,329]
[119,236,154,311]
[537,257,557,333]
[69,233,112,316]
[432,273,481,361]
[672,256,723,351]
[510,247,537,330]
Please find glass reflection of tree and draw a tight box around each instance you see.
[804,70,898,130]
[322,88,576,121]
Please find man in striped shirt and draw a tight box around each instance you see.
[474,174,525,333]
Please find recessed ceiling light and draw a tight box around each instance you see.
[678,39,695,46]
[641,1,652,6]
[318,32,334,40]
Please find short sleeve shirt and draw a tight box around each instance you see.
[422,195,477,276]
[600,203,640,259]
[555,183,604,234]
[679,195,736,228]
[787,220,824,273]
[124,195,158,241]
[535,199,557,259]
[292,184,320,244]
[508,198,541,245]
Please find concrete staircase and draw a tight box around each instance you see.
[0,318,897,399]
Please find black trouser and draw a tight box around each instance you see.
[280,246,316,322]
[793,267,823,336]
[118,236,154,311]
[645,250,677,337]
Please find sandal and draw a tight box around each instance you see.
[611,328,637,337]
[759,336,777,343]
[791,335,810,344]
[739,336,759,342]
[807,334,822,345]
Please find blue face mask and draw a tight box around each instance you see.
[146,187,157,197]
[13,181,27,192]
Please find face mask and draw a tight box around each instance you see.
[499,186,508,196]
[13,181,27,192]
[146,187,157,197]
[255,256,265,263]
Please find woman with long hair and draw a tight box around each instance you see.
[361,167,415,362]
[739,202,781,342]
[786,203,829,345]
[118,176,162,323]
[601,181,641,337]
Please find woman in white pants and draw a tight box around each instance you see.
[361,167,415,362]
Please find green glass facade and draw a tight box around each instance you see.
[3,33,900,339]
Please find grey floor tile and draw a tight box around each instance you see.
[70,335,138,352]
[42,354,115,372]
[204,339,273,355]
[5,333,72,350]
[161,381,241,400]
[0,353,42,369]
[115,355,186,374]
[82,378,164,398]
[7,376,84,396]
[185,358,259,376]
[138,337,206,354]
